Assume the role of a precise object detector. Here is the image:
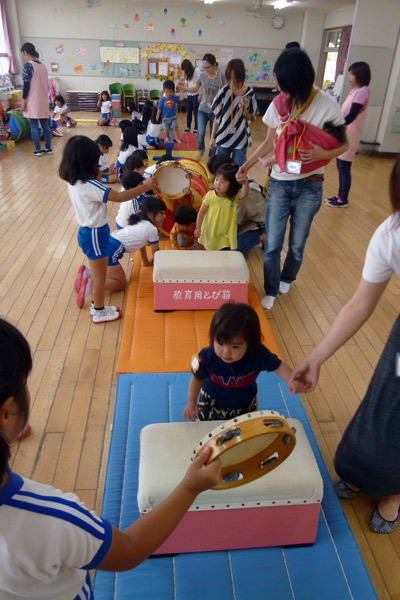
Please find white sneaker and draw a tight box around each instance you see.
[92,306,122,323]
[261,295,276,310]
[90,303,119,316]
[67,123,71,128]
[279,281,291,294]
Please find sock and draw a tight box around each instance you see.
[261,295,276,310]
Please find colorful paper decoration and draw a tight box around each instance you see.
[218,20,225,25]
[198,29,202,37]
[143,10,151,17]
[180,18,186,26]
[206,14,212,19]
[187,8,195,15]
[148,23,155,33]
[76,46,86,56]
[54,44,63,54]
[163,8,168,16]
[170,28,176,37]
[124,24,130,28]
[90,64,98,70]
[74,65,83,73]
[109,24,117,30]
[66,56,72,62]
[134,13,140,21]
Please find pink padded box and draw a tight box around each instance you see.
[138,418,323,554]
[153,250,249,310]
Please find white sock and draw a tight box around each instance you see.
[279,281,291,294]
[261,295,276,310]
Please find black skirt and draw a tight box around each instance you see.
[335,314,400,497]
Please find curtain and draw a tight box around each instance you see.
[335,25,352,81]
[0,0,18,74]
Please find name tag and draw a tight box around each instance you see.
[285,160,302,174]
[227,126,236,134]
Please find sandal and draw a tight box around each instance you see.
[334,479,360,499]
[369,507,399,534]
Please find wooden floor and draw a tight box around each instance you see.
[1,112,399,599]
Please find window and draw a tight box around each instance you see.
[317,28,342,88]
[0,7,9,74]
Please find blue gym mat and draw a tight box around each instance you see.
[93,372,377,600]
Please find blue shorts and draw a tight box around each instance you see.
[101,173,109,183]
[146,134,161,148]
[101,113,111,122]
[108,235,125,266]
[78,223,110,260]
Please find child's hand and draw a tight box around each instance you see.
[144,176,158,191]
[182,447,221,495]
[194,226,201,239]
[182,400,198,422]
[236,171,248,185]
[258,157,270,167]
[209,137,215,151]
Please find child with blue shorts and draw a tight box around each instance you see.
[59,135,157,323]
[97,134,118,183]
[97,90,112,126]
[156,80,184,144]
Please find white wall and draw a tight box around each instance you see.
[324,5,355,28]
[15,0,304,91]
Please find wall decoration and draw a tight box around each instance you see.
[74,65,83,73]
[180,18,186,26]
[187,8,195,15]
[90,63,98,70]
[206,14,212,19]
[143,10,152,18]
[134,13,140,21]
[198,29,202,37]
[124,24,130,28]
[158,61,168,76]
[66,56,72,62]
[109,24,117,30]
[148,23,155,33]
[77,46,87,56]
[163,8,168,16]
[218,20,225,25]
[170,28,176,37]
[54,44,63,54]
[51,62,59,72]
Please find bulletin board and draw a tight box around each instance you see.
[100,41,140,78]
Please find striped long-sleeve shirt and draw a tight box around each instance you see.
[211,84,258,150]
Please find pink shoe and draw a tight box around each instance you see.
[77,277,89,308]
[74,265,85,293]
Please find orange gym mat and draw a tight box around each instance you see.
[115,244,281,374]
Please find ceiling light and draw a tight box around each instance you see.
[274,0,293,9]
[204,0,216,4]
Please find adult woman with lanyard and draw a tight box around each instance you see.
[238,49,348,310]
[326,61,371,208]
[178,53,225,161]
[21,42,52,157]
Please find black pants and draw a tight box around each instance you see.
[186,94,199,130]
[337,158,352,202]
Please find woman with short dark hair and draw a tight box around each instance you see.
[238,49,348,309]
[326,61,371,208]
[180,59,201,134]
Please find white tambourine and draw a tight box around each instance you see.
[192,410,296,489]
[154,160,192,201]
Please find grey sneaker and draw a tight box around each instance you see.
[90,303,119,317]
[92,306,122,323]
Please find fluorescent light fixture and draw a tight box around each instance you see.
[274,0,293,8]
[204,0,216,4]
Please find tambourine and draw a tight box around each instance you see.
[192,410,296,489]
[154,160,192,201]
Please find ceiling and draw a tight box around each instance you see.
[194,0,356,10]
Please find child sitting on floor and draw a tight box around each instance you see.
[126,100,141,121]
[170,204,198,250]
[52,95,77,128]
[182,302,302,421]
[118,119,132,149]
[97,134,118,183]
[195,162,249,251]
[116,127,139,178]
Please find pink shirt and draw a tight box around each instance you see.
[338,86,370,162]
[23,61,49,119]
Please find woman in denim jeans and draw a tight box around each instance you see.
[238,49,348,310]
[178,53,225,161]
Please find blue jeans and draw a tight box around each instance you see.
[263,177,322,296]
[186,95,199,130]
[337,158,352,201]
[216,145,247,167]
[197,109,215,155]
[30,117,51,152]
[237,230,262,254]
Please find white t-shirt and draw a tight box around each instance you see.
[111,219,159,252]
[144,163,158,178]
[186,68,201,96]
[263,88,345,181]
[68,179,110,228]
[362,214,400,283]
[116,188,139,229]
[147,122,163,138]
[53,103,69,115]
[117,145,137,166]
[101,100,112,114]
[98,153,109,172]
[0,471,111,600]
